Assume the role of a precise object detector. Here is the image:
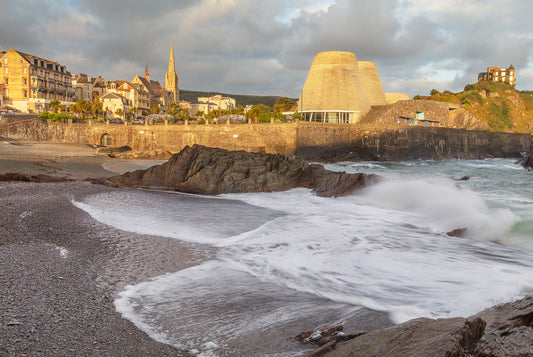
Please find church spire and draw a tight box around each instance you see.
[145,64,150,81]
[165,43,179,104]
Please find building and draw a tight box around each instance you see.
[107,80,150,116]
[197,94,236,111]
[165,43,179,105]
[131,65,172,112]
[101,92,131,119]
[0,48,76,112]
[298,51,372,124]
[297,51,410,124]
[72,73,107,102]
[478,65,516,86]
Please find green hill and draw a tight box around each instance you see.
[419,82,533,133]
[179,90,297,109]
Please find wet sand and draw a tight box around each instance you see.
[0,141,117,179]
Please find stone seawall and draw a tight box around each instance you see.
[296,122,532,160]
[1,118,531,161]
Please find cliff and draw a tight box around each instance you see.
[425,82,533,133]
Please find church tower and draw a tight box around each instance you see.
[145,64,150,81]
[165,43,179,104]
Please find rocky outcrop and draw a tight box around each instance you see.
[516,152,533,170]
[304,296,533,357]
[106,144,379,197]
[449,108,490,131]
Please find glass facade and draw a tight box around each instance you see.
[300,111,358,124]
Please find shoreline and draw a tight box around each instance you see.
[0,181,202,356]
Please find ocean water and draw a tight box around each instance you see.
[72,158,533,356]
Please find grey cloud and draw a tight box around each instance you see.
[2,0,533,97]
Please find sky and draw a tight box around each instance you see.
[1,0,533,99]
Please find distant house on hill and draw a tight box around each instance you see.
[478,65,516,86]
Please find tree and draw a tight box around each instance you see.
[247,104,271,122]
[128,107,137,121]
[195,110,204,119]
[151,103,160,114]
[70,99,89,119]
[115,108,124,119]
[49,99,61,113]
[273,97,297,114]
[165,103,180,119]
[90,96,103,119]
[430,89,440,96]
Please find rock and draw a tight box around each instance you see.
[516,152,533,170]
[454,176,470,181]
[472,296,533,357]
[316,317,485,357]
[0,173,72,183]
[95,145,132,155]
[105,144,380,197]
[447,228,468,237]
[306,296,533,357]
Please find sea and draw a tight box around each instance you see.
[72,158,533,356]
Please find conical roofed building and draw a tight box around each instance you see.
[299,51,371,124]
[359,61,387,106]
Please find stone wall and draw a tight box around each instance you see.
[296,122,532,161]
[362,100,451,126]
[1,118,531,161]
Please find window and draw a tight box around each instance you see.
[3,58,7,64]
[4,78,8,85]
[23,68,27,74]
[23,90,27,98]
[23,78,27,85]
[19,59,23,64]
[4,67,7,74]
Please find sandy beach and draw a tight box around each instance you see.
[0,141,394,356]
[0,142,196,356]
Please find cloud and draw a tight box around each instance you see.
[2,0,533,98]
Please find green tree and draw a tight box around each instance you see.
[90,96,103,119]
[49,99,61,113]
[151,103,160,114]
[430,89,440,96]
[128,106,137,121]
[115,108,124,119]
[247,104,271,122]
[273,97,297,114]
[70,99,89,119]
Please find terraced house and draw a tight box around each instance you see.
[0,48,75,112]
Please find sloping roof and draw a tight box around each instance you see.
[101,92,128,104]
[133,75,165,97]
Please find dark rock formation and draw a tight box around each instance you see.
[305,296,533,357]
[0,173,72,183]
[95,145,132,155]
[106,144,379,197]
[516,152,533,170]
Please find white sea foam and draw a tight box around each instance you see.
[74,158,533,355]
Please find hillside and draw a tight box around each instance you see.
[179,89,297,109]
[420,82,533,133]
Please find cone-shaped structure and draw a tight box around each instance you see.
[299,51,371,123]
[358,61,387,106]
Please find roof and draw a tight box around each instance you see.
[101,92,128,104]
